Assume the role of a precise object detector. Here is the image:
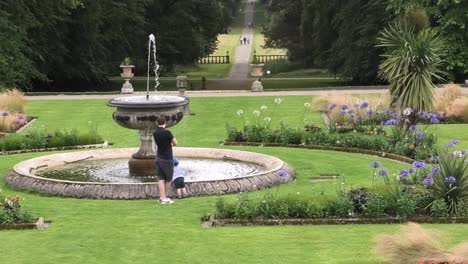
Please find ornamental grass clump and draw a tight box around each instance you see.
[376,223,468,264]
[0,89,27,114]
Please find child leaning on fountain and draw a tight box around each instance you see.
[172,157,188,199]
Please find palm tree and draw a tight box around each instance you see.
[377,20,445,114]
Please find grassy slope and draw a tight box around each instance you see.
[1,96,467,264]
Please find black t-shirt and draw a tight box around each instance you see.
[153,127,174,160]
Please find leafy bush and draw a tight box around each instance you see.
[262,60,304,75]
[325,192,354,218]
[365,194,386,217]
[395,194,417,220]
[0,195,34,224]
[430,199,449,217]
[0,126,105,151]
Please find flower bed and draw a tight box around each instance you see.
[0,125,105,152]
[205,142,468,225]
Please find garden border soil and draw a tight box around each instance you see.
[204,217,468,227]
[0,143,111,156]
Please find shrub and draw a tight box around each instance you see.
[262,59,303,75]
[0,195,34,224]
[325,192,354,218]
[365,194,386,217]
[430,199,449,217]
[0,126,105,151]
[395,194,417,219]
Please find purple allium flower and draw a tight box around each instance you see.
[436,113,445,119]
[461,150,467,156]
[276,170,288,177]
[429,156,440,163]
[360,102,369,109]
[328,104,337,111]
[408,168,416,174]
[430,118,440,124]
[340,105,348,110]
[391,113,401,119]
[451,139,459,145]
[431,166,441,173]
[1,112,9,117]
[417,111,426,117]
[384,109,393,115]
[445,143,455,148]
[399,169,410,178]
[366,110,375,116]
[339,111,346,116]
[353,103,360,108]
[445,176,456,183]
[412,161,427,169]
[357,115,363,121]
[416,131,424,140]
[409,125,417,132]
[383,119,397,126]
[422,176,434,187]
[378,170,389,177]
[369,162,382,168]
[348,109,355,115]
[17,115,25,120]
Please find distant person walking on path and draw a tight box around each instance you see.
[243,36,247,45]
[240,37,243,45]
[172,157,188,199]
[153,116,177,204]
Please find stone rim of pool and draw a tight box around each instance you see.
[6,147,294,199]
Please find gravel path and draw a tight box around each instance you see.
[227,1,255,79]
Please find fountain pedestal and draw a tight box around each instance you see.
[107,96,189,176]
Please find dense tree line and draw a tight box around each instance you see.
[0,0,240,91]
[262,0,467,84]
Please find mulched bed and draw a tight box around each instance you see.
[224,141,414,164]
[204,217,468,227]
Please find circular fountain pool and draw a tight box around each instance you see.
[6,148,294,199]
[36,158,265,183]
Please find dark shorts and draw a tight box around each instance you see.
[173,177,185,189]
[156,158,174,181]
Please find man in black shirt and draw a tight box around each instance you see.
[153,116,177,204]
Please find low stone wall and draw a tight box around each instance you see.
[5,148,294,199]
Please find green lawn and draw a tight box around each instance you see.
[1,96,467,264]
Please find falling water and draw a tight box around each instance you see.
[146,34,160,99]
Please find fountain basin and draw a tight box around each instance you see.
[107,95,188,130]
[6,148,294,199]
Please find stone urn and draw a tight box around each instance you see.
[107,95,189,176]
[120,65,135,94]
[250,63,264,92]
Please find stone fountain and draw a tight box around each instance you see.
[107,34,188,176]
[5,34,295,199]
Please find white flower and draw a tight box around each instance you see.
[264,117,271,123]
[253,110,261,116]
[304,102,311,108]
[274,98,283,104]
[260,105,267,110]
[237,110,244,116]
[403,108,413,116]
[453,151,463,158]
